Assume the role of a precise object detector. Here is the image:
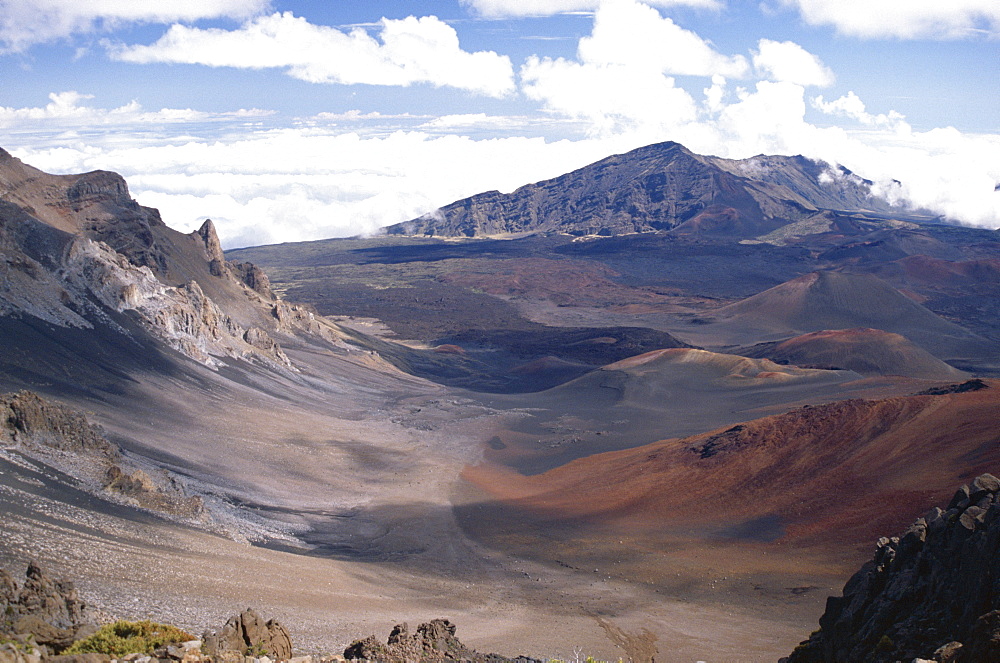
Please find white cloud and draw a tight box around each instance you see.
[461,0,722,17]
[812,91,908,129]
[579,0,747,77]
[0,91,272,130]
[522,56,699,137]
[520,0,744,137]
[6,2,1000,250]
[9,85,1000,254]
[11,125,617,248]
[108,12,515,97]
[781,0,1000,39]
[691,82,1000,229]
[752,39,834,87]
[0,0,268,53]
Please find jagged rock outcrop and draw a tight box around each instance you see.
[0,149,293,370]
[387,141,899,239]
[343,619,539,663]
[59,237,291,369]
[202,609,292,661]
[785,473,1000,662]
[227,261,273,299]
[103,466,204,517]
[0,391,117,458]
[194,220,226,276]
[0,562,97,654]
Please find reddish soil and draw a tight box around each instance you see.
[765,327,967,379]
[462,382,1000,587]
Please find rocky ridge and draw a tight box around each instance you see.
[785,473,1000,662]
[0,148,315,370]
[387,141,903,239]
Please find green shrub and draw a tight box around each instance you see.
[874,634,894,654]
[64,620,194,656]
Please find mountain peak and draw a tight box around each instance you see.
[385,141,899,239]
[195,218,225,264]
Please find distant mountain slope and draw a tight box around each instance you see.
[743,328,968,380]
[709,271,994,361]
[386,141,902,239]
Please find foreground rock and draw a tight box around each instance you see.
[784,473,1000,662]
[0,391,117,459]
[0,562,97,655]
[203,609,292,661]
[343,619,538,663]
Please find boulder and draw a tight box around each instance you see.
[204,609,292,661]
[0,643,42,663]
[12,616,77,651]
[0,562,96,655]
[48,655,111,663]
[15,562,88,631]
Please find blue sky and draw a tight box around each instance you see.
[2,0,998,248]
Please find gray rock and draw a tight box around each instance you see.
[972,474,1000,494]
[204,609,292,661]
[48,655,111,663]
[933,640,963,663]
[12,615,77,651]
[949,485,971,510]
[2,562,89,633]
[0,644,43,663]
[785,479,1000,662]
[344,619,540,663]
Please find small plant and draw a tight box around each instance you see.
[64,620,194,656]
[247,641,271,657]
[874,634,894,654]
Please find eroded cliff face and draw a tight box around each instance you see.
[0,150,304,370]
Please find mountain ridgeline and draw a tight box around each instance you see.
[387,141,908,239]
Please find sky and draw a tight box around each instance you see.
[2,0,999,249]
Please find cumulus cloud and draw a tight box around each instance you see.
[780,0,1000,39]
[108,12,515,97]
[752,39,834,87]
[578,0,747,76]
[0,0,268,53]
[812,91,908,129]
[521,0,745,136]
[522,56,699,137]
[7,0,999,249]
[693,82,1000,229]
